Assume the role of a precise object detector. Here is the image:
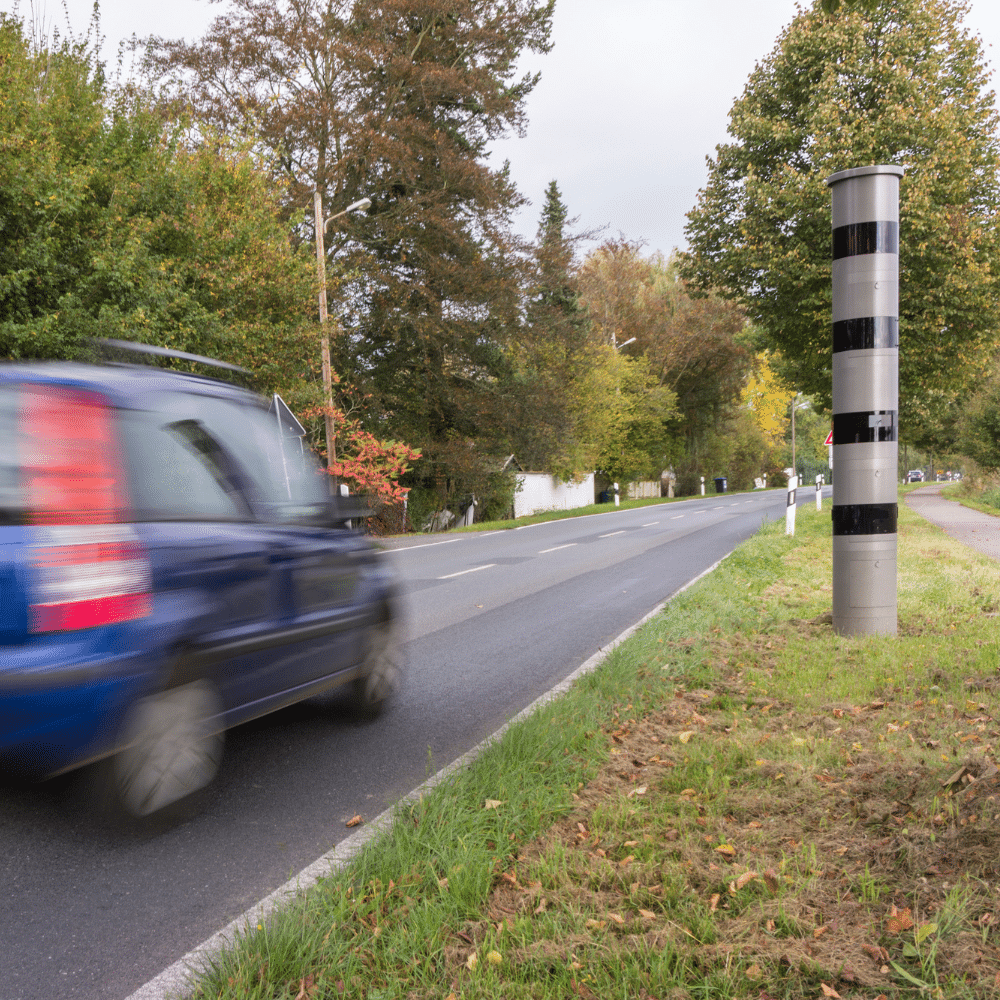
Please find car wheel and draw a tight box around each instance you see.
[352,621,402,717]
[111,680,224,818]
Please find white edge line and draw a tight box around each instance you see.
[381,537,462,552]
[641,522,659,527]
[125,555,730,1000]
[438,563,495,580]
[670,515,684,520]
[538,543,577,554]
[598,530,626,538]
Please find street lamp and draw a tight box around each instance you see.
[313,192,371,481]
[790,393,809,480]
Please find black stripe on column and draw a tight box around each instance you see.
[833,221,898,259]
[833,503,898,536]
[833,410,897,444]
[833,316,899,353]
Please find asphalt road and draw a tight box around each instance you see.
[1,487,819,1000]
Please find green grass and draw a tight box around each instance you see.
[183,491,1000,999]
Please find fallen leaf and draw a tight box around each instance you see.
[766,919,776,932]
[619,855,634,867]
[709,893,720,912]
[609,913,625,925]
[534,897,547,914]
[295,974,317,999]
[639,909,656,919]
[627,786,648,798]
[887,905,914,933]
[484,799,505,810]
[466,953,478,971]
[487,950,502,965]
[821,984,841,998]
[345,814,362,828]
[585,919,606,930]
[678,731,696,743]
[814,925,828,939]
[735,870,758,890]
[715,844,736,858]
[763,869,780,893]
[745,962,763,980]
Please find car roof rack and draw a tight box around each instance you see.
[89,338,253,383]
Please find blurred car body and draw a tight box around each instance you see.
[907,470,924,483]
[0,352,399,817]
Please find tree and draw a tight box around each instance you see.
[0,11,419,513]
[0,11,315,380]
[503,180,602,477]
[146,0,555,507]
[682,0,1000,438]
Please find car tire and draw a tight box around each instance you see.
[110,680,225,818]
[352,621,402,718]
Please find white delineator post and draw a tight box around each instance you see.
[700,476,705,496]
[614,482,620,507]
[815,475,823,511]
[827,165,902,637]
[785,475,797,535]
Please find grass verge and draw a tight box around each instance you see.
[186,494,1000,1000]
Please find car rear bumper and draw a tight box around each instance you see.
[0,648,154,777]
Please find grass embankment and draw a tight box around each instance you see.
[189,495,1000,1000]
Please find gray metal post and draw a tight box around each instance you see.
[826,165,903,636]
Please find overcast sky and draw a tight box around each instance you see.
[11,0,1000,258]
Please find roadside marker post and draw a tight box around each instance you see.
[614,482,620,507]
[700,476,705,496]
[785,474,797,535]
[816,474,823,511]
[827,164,902,636]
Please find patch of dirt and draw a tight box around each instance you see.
[446,682,1000,996]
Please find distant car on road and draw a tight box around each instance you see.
[0,345,400,819]
[907,470,924,483]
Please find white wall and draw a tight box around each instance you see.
[514,472,595,519]
[627,480,660,500]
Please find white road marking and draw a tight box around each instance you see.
[387,537,461,552]
[641,521,659,527]
[539,543,577,554]
[599,530,626,538]
[438,563,496,579]
[671,515,684,520]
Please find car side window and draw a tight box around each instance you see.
[193,396,330,523]
[120,412,250,522]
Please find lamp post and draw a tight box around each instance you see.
[313,192,371,480]
[790,394,808,481]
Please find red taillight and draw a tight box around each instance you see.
[19,384,152,632]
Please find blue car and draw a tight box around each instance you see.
[0,345,400,818]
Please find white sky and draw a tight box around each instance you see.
[10,0,1000,258]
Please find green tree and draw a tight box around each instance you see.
[0,12,316,392]
[682,0,1000,439]
[505,180,601,477]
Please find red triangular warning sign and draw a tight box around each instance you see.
[824,430,834,446]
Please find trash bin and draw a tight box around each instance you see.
[714,477,727,494]
[598,489,612,503]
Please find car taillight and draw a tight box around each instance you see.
[19,384,152,632]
